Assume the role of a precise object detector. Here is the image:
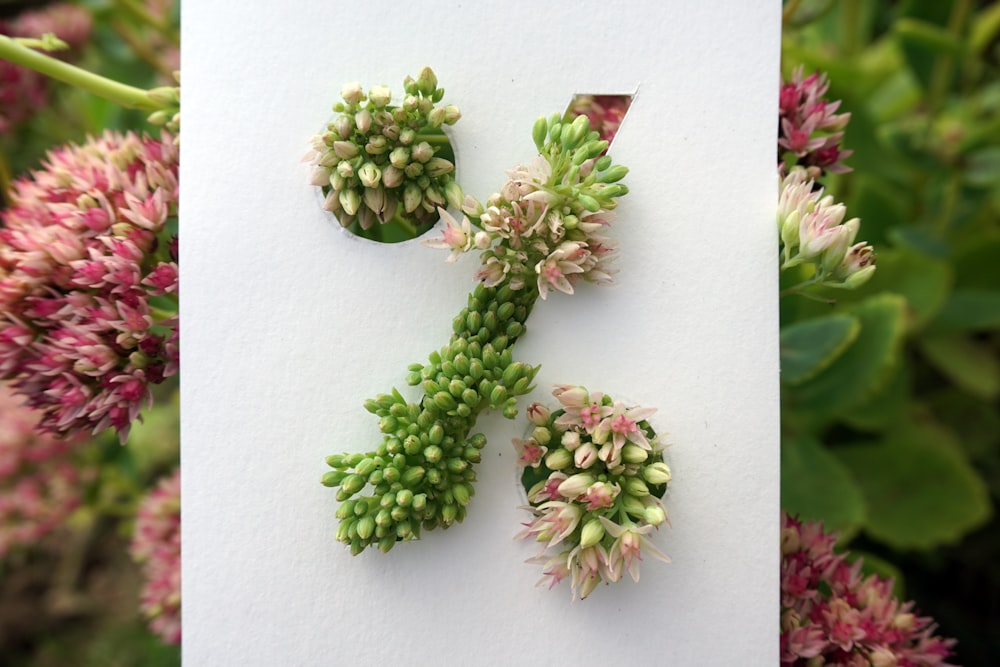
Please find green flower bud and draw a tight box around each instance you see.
[416,67,438,96]
[412,141,433,163]
[355,109,372,133]
[365,135,388,155]
[447,458,467,474]
[622,494,646,518]
[332,140,359,160]
[339,189,361,216]
[382,467,401,484]
[389,147,410,168]
[441,504,458,524]
[368,85,391,108]
[341,474,365,495]
[443,105,461,125]
[335,500,356,520]
[341,81,364,106]
[403,183,422,212]
[532,116,548,150]
[423,445,443,463]
[580,518,606,548]
[402,466,427,488]
[545,448,573,470]
[433,391,457,411]
[355,458,377,477]
[462,388,480,406]
[489,385,508,406]
[399,127,416,145]
[322,470,346,487]
[356,516,375,540]
[643,462,672,485]
[426,157,454,177]
[644,505,668,526]
[622,443,649,464]
[597,164,629,183]
[625,477,650,497]
[390,505,408,522]
[382,165,405,190]
[531,426,552,445]
[428,107,447,128]
[452,482,471,506]
[578,194,600,212]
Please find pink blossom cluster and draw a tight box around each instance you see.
[0,130,179,441]
[0,3,93,135]
[0,383,86,559]
[565,94,631,144]
[781,514,956,666]
[426,114,627,300]
[515,386,671,600]
[779,67,853,177]
[130,467,181,645]
[778,167,875,290]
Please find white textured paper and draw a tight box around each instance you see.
[182,2,781,664]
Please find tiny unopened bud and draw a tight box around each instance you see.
[580,518,605,548]
[341,81,364,106]
[426,157,454,177]
[644,505,667,526]
[444,180,464,210]
[382,165,404,188]
[428,107,447,128]
[643,462,672,485]
[399,127,416,145]
[545,448,573,470]
[621,443,648,464]
[416,66,438,96]
[412,141,433,163]
[355,109,372,133]
[474,231,491,250]
[557,473,595,498]
[574,441,598,468]
[339,189,361,216]
[358,162,382,188]
[625,477,650,497]
[532,426,552,446]
[561,431,581,451]
[403,184,422,212]
[334,115,353,140]
[368,85,392,108]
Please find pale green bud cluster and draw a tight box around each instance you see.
[309,67,462,233]
[146,73,181,142]
[323,282,539,554]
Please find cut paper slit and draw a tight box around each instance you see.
[564,93,634,146]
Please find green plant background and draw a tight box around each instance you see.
[781,1,999,663]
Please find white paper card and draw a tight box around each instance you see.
[182,2,781,664]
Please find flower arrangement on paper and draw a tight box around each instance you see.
[319,68,630,555]
[516,386,670,600]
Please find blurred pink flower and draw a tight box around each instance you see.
[781,513,956,666]
[0,131,180,442]
[0,4,93,135]
[0,383,87,559]
[130,467,181,645]
[779,67,853,177]
[566,94,631,144]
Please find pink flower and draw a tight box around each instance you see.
[512,437,547,469]
[526,549,573,591]
[580,481,619,510]
[0,383,89,558]
[778,67,853,177]
[552,385,609,433]
[421,208,473,262]
[592,400,656,464]
[130,468,181,645]
[566,95,632,144]
[0,131,179,442]
[780,513,956,666]
[599,516,671,583]
[516,500,583,551]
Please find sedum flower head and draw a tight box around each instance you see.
[0,383,88,559]
[130,467,181,646]
[0,131,180,442]
[781,513,956,666]
[426,113,628,301]
[779,167,875,291]
[305,66,462,232]
[516,386,670,600]
[779,67,853,178]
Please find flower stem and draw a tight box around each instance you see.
[413,133,451,145]
[0,35,162,110]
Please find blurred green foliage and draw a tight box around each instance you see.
[781,0,1000,662]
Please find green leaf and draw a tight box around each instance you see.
[843,359,911,432]
[780,314,861,386]
[781,434,866,535]
[953,234,1000,290]
[835,422,993,549]
[919,335,1000,401]
[927,289,1000,333]
[787,294,907,419]
[862,249,952,328]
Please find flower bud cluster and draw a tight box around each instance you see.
[516,385,671,600]
[323,282,539,554]
[779,167,876,290]
[0,383,88,559]
[146,73,181,141]
[306,66,462,233]
[426,113,627,300]
[779,67,852,178]
[781,513,956,665]
[0,131,180,441]
[130,468,181,645]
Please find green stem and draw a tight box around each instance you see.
[413,133,451,145]
[0,35,161,110]
[927,0,972,120]
[0,149,11,206]
[840,0,861,58]
[782,0,803,24]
